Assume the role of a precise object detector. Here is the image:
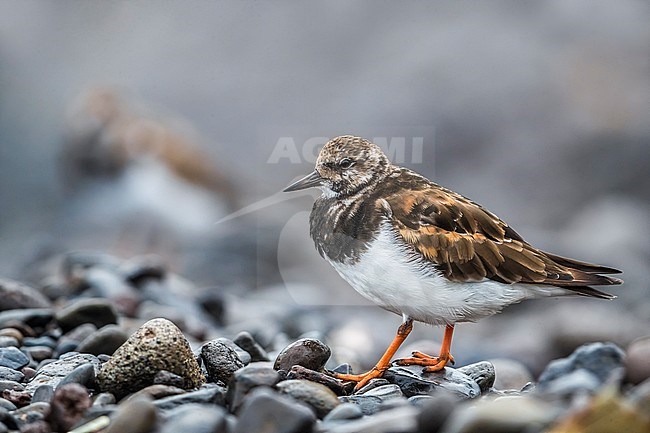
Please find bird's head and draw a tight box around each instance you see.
[284,135,391,197]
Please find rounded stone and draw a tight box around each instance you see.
[276,379,340,418]
[0,347,30,370]
[96,318,204,399]
[323,402,363,421]
[489,358,533,390]
[626,337,650,385]
[274,338,331,372]
[56,299,118,333]
[160,403,227,433]
[105,398,157,433]
[0,278,51,311]
[457,361,496,393]
[76,325,128,356]
[233,387,315,433]
[200,339,245,384]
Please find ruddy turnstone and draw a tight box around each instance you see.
[284,135,622,390]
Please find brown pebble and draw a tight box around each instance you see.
[21,367,38,382]
[2,388,31,407]
[46,383,92,432]
[0,328,24,344]
[286,365,352,395]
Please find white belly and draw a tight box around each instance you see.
[327,223,566,325]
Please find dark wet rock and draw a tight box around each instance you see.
[2,388,30,407]
[226,363,280,412]
[21,347,52,363]
[153,370,185,388]
[153,385,227,411]
[286,365,351,396]
[59,363,97,390]
[31,386,54,404]
[160,403,228,433]
[96,318,204,399]
[626,336,650,385]
[22,337,56,350]
[201,339,245,384]
[274,338,331,373]
[120,255,167,284]
[323,402,363,422]
[55,299,118,333]
[361,384,404,401]
[0,347,31,371]
[26,353,100,393]
[0,338,19,349]
[440,395,557,433]
[105,397,157,433]
[0,309,54,329]
[127,384,186,402]
[329,406,419,433]
[0,367,23,383]
[384,366,481,399]
[355,378,391,394]
[234,331,270,362]
[233,387,315,433]
[76,325,128,356]
[197,292,227,327]
[490,358,533,390]
[338,394,383,415]
[45,383,91,432]
[11,402,50,428]
[537,342,625,392]
[0,278,51,311]
[457,361,495,393]
[415,392,457,433]
[276,379,340,418]
[61,324,97,344]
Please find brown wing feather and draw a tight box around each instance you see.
[382,172,622,294]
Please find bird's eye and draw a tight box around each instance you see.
[339,158,354,169]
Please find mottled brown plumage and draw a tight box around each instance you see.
[284,134,623,389]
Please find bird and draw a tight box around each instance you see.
[283,135,622,390]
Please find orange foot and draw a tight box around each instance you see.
[331,367,387,391]
[394,350,455,372]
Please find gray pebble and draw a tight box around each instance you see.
[361,384,404,401]
[21,346,52,362]
[226,363,280,412]
[384,365,481,399]
[276,379,340,418]
[274,338,331,373]
[105,398,157,433]
[538,342,625,390]
[76,325,128,356]
[0,367,23,383]
[0,347,30,370]
[0,278,51,311]
[26,353,101,393]
[59,363,97,389]
[542,369,601,397]
[234,331,270,362]
[11,402,50,428]
[201,339,245,384]
[160,403,227,433]
[233,387,315,433]
[0,338,18,349]
[31,385,54,403]
[457,361,495,393]
[323,402,363,422]
[489,358,533,390]
[0,309,54,329]
[626,337,650,385]
[22,336,56,349]
[338,394,383,415]
[93,392,116,407]
[153,385,227,411]
[56,298,118,333]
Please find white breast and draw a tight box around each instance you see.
[327,222,566,325]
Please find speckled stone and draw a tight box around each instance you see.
[96,318,204,399]
[25,353,101,393]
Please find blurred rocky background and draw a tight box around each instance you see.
[0,2,648,431]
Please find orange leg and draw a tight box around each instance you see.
[394,324,455,372]
[331,318,413,390]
